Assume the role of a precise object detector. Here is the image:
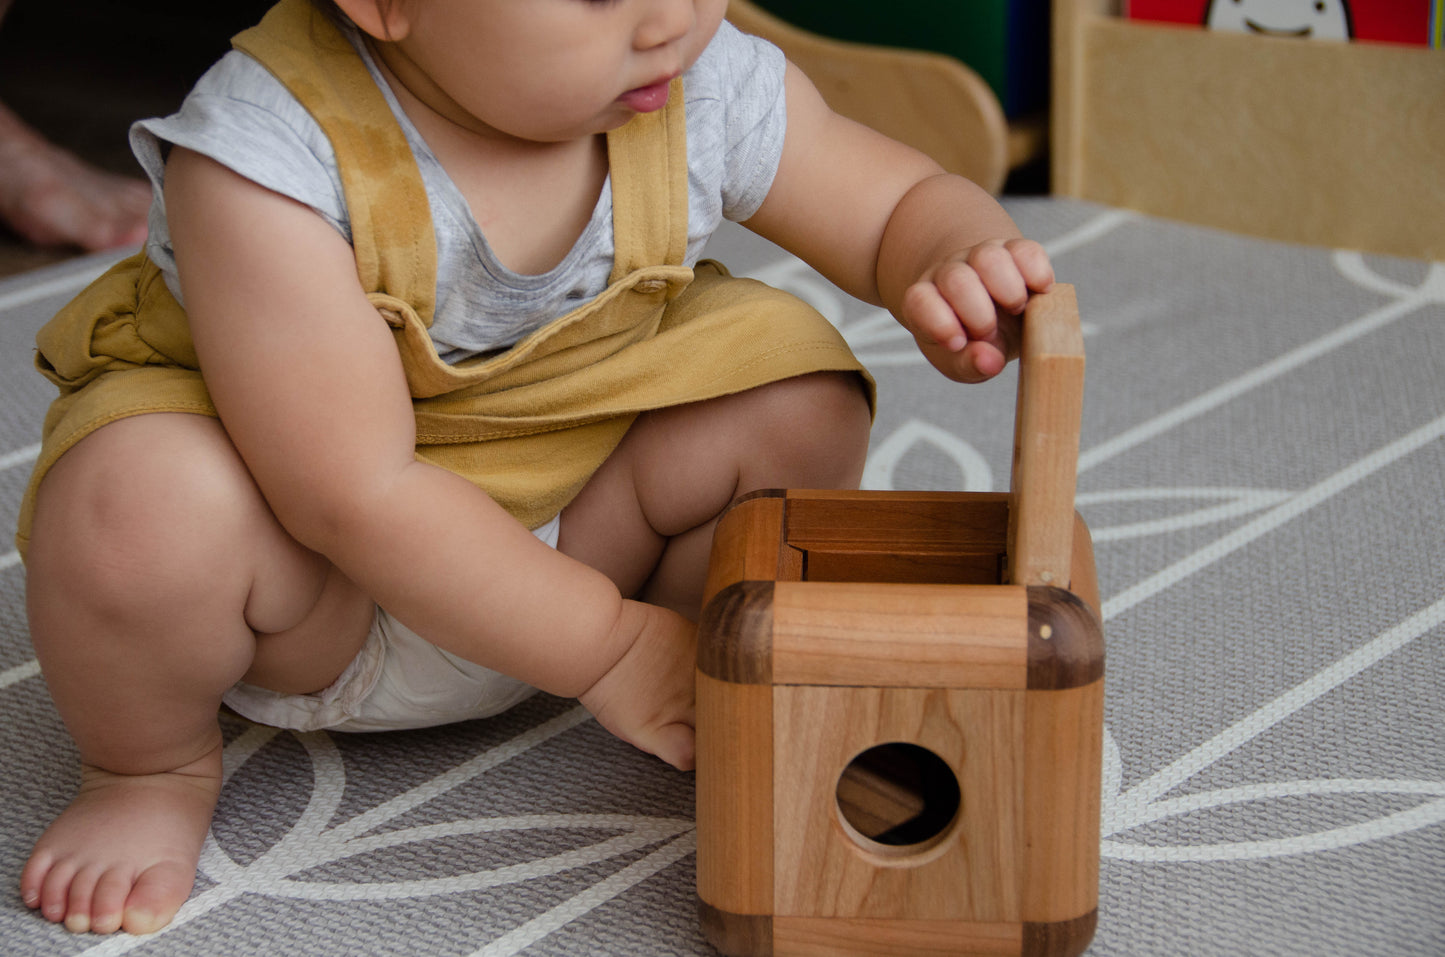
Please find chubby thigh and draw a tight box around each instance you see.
[558,370,872,618]
[25,411,373,771]
[224,516,562,733]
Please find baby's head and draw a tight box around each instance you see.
[305,0,728,144]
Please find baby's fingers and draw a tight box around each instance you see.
[899,279,974,352]
[939,240,1055,323]
[958,241,1033,317]
[929,255,1005,342]
[1003,238,1055,296]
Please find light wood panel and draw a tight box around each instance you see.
[770,582,1029,689]
[1053,0,1445,261]
[1020,681,1104,921]
[773,916,1022,956]
[773,685,1026,922]
[696,673,775,918]
[1007,285,1085,588]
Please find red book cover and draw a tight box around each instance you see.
[1127,0,1440,46]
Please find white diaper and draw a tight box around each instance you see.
[222,514,559,733]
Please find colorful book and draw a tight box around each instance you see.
[1128,0,1442,46]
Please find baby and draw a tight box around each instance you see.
[18,0,1053,936]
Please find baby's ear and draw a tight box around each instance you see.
[332,0,412,42]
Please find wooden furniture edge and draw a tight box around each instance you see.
[1051,0,1115,197]
[769,582,1030,689]
[699,891,775,956]
[1023,909,1099,957]
[697,672,776,923]
[1026,586,1104,690]
[1007,283,1085,588]
[1022,681,1104,923]
[725,0,1009,193]
[1069,511,1101,618]
[699,580,776,684]
[704,492,793,606]
[761,910,1099,956]
[699,894,1099,956]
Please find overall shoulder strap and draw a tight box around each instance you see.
[231,0,437,323]
[606,78,689,280]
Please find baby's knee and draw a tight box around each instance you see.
[28,415,267,607]
[800,370,872,429]
[765,371,872,460]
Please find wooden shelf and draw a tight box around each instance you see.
[1052,0,1445,261]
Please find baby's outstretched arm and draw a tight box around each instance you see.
[878,174,1055,383]
[743,63,1054,382]
[578,600,697,771]
[165,148,694,767]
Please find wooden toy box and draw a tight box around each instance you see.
[695,286,1104,956]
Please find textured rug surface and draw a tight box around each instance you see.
[1,197,1442,955]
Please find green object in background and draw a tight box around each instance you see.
[754,0,1050,118]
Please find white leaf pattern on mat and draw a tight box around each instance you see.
[1099,598,1445,862]
[73,708,694,957]
[1077,486,1294,541]
[863,419,993,492]
[1083,251,1445,866]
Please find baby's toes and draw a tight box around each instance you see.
[32,856,79,926]
[56,863,103,933]
[88,868,137,935]
[19,853,48,911]
[121,861,194,935]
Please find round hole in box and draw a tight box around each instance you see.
[835,742,961,855]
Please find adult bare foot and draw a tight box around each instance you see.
[20,746,221,935]
[0,101,150,251]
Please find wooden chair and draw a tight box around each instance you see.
[695,284,1104,956]
[725,0,1011,194]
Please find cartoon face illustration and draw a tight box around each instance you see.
[1205,0,1353,40]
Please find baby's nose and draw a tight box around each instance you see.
[634,0,697,50]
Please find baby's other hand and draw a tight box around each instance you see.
[578,600,697,771]
[897,238,1054,383]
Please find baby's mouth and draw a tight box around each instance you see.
[618,77,675,114]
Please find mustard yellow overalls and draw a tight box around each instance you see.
[16,0,873,557]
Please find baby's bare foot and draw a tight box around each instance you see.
[579,599,697,771]
[0,103,150,251]
[20,747,221,935]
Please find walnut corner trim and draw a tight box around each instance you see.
[698,580,775,684]
[1026,587,1104,690]
[1023,908,1099,957]
[698,900,773,957]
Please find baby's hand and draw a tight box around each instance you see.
[897,238,1054,383]
[578,600,697,771]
